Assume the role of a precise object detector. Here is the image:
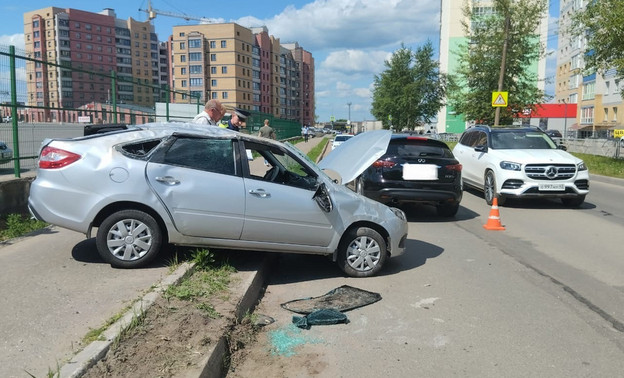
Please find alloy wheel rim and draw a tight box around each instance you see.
[346,236,381,272]
[106,219,152,261]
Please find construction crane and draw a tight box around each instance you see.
[138,0,214,23]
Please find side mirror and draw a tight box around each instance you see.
[312,183,333,213]
[557,144,567,151]
[474,145,488,153]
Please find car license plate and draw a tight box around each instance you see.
[538,183,565,191]
[403,164,438,180]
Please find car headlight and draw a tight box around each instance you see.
[390,207,406,221]
[500,161,521,171]
[577,161,587,171]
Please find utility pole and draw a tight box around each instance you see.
[494,12,511,127]
[347,102,352,133]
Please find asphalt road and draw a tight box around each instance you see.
[228,175,624,378]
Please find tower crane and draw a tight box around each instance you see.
[138,0,214,23]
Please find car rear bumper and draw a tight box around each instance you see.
[365,187,462,205]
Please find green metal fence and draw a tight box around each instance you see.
[0,44,303,177]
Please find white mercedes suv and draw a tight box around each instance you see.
[453,126,589,207]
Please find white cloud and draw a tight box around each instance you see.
[321,49,391,75]
[0,34,25,50]
[263,0,439,51]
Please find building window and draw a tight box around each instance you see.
[210,41,216,48]
[582,81,595,100]
[211,66,217,74]
[222,92,228,99]
[180,42,186,50]
[221,40,227,48]
[190,65,202,74]
[613,107,618,122]
[581,106,594,124]
[190,78,203,86]
[222,66,227,74]
[210,54,217,61]
[212,92,218,99]
[211,79,217,86]
[180,55,186,62]
[181,80,187,87]
[189,39,201,48]
[181,67,186,75]
[189,52,202,61]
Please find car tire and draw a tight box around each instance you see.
[561,195,585,208]
[96,209,163,268]
[484,170,505,206]
[338,227,387,278]
[437,202,459,217]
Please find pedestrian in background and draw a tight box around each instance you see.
[192,99,225,125]
[302,125,309,142]
[258,119,276,139]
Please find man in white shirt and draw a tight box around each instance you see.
[192,99,225,125]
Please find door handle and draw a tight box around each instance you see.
[249,189,271,198]
[155,176,180,185]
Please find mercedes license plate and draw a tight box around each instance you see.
[538,183,565,191]
[403,164,438,180]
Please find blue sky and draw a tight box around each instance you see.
[0,0,558,123]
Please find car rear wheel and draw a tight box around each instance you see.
[338,227,387,277]
[484,170,505,206]
[437,202,459,217]
[561,195,585,208]
[96,209,163,268]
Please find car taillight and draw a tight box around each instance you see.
[38,146,81,169]
[372,160,396,168]
[446,164,462,171]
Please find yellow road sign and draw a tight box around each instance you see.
[615,129,624,138]
[492,91,508,107]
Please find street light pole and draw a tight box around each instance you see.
[347,102,352,133]
[563,98,567,142]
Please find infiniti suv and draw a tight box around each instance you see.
[452,126,589,207]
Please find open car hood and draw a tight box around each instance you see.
[318,130,391,184]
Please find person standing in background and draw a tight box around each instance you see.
[302,125,310,142]
[258,119,276,139]
[222,108,250,132]
[192,99,225,125]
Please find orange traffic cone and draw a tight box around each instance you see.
[483,197,506,231]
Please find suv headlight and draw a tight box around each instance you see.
[500,161,521,171]
[577,161,587,171]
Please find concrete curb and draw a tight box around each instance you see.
[56,253,272,378]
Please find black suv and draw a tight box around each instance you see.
[353,134,463,217]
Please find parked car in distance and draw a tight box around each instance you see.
[332,134,354,150]
[28,125,408,277]
[351,135,463,217]
[3,116,11,123]
[0,141,13,164]
[453,125,589,207]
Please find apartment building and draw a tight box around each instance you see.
[170,23,314,126]
[555,0,623,138]
[438,0,548,133]
[23,7,165,122]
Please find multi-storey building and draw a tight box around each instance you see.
[555,0,623,138]
[170,23,314,126]
[23,7,164,122]
[438,0,548,133]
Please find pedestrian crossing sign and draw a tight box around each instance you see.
[492,91,508,107]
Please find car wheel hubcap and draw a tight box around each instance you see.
[346,236,380,272]
[106,219,152,261]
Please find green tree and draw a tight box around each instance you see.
[448,0,548,125]
[371,41,448,130]
[571,1,624,96]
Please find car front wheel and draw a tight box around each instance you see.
[338,227,387,277]
[484,170,505,206]
[96,209,163,268]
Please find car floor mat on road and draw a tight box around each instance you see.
[280,285,382,314]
